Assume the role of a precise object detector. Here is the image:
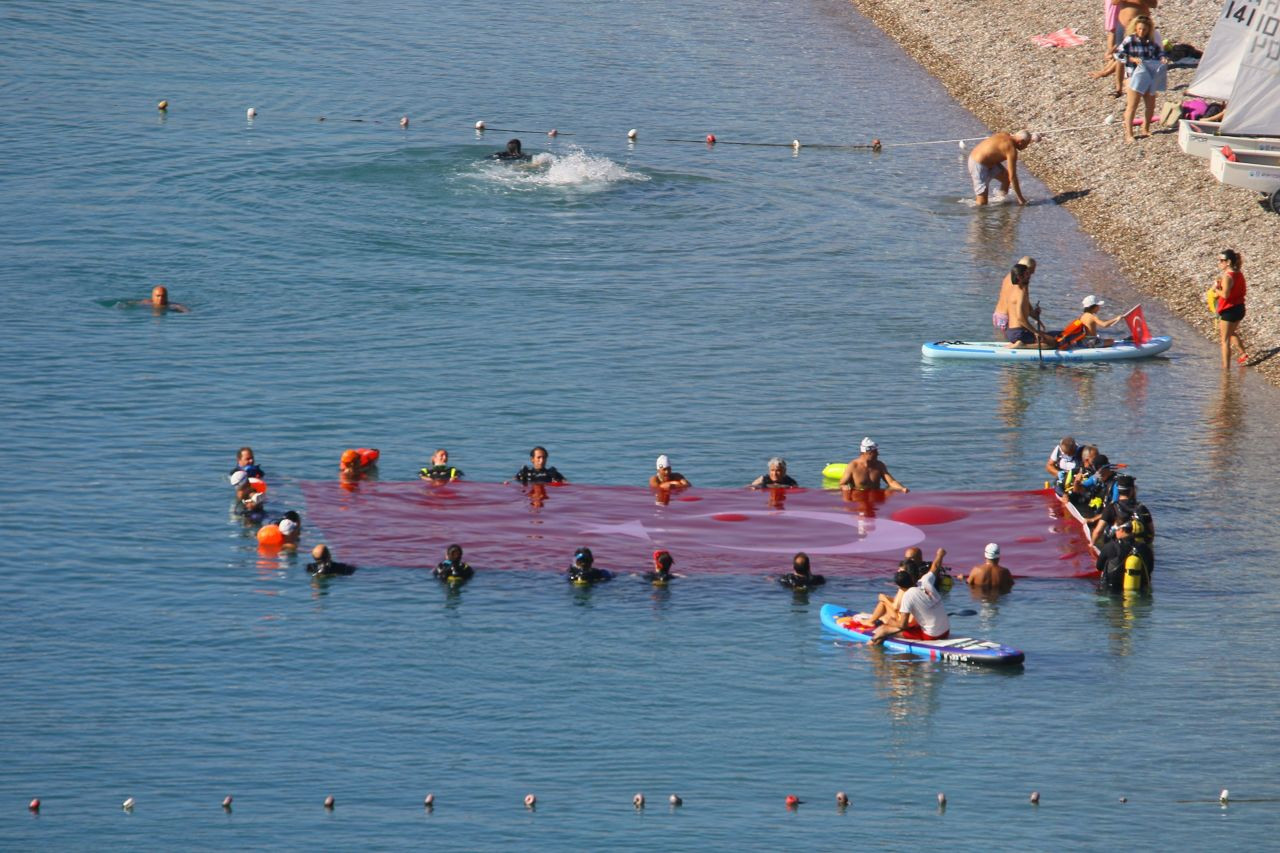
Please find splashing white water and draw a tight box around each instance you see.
[478,146,648,190]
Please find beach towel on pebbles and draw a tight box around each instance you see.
[1030,28,1089,48]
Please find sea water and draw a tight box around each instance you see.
[2,0,1279,848]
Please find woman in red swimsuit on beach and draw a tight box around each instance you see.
[1213,248,1248,368]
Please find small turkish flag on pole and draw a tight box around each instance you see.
[1122,305,1151,344]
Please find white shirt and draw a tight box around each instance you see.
[900,574,950,637]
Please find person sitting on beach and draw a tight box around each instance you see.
[419,448,462,482]
[749,457,798,488]
[1045,436,1081,495]
[230,446,264,480]
[777,552,826,590]
[278,511,302,547]
[433,543,474,584]
[869,549,950,644]
[1115,15,1168,143]
[1058,296,1124,349]
[130,284,189,313]
[959,543,1015,593]
[491,138,532,162]
[839,437,908,493]
[307,543,356,576]
[650,455,691,489]
[567,546,612,585]
[644,550,676,586]
[513,446,566,485]
[966,130,1038,206]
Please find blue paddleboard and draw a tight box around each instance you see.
[820,603,1024,667]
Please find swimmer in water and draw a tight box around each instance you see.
[433,543,474,584]
[307,543,356,576]
[130,285,189,313]
[644,550,676,585]
[419,448,463,482]
[491,138,532,162]
[839,438,908,493]
[778,552,826,590]
[749,457,798,488]
[567,546,612,585]
[230,446,264,480]
[650,454,691,490]
[278,511,302,547]
[340,448,379,479]
[512,446,566,485]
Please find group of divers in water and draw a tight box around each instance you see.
[229,434,1156,642]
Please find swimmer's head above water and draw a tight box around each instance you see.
[792,552,811,576]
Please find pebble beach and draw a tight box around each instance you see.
[848,0,1278,381]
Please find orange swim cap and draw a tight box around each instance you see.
[341,449,358,465]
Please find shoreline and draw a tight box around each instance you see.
[847,0,1277,382]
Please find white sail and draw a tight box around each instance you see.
[1220,2,1280,136]
[1188,0,1267,100]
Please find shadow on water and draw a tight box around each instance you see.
[1095,590,1154,658]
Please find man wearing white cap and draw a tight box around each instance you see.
[961,543,1015,593]
[1057,294,1124,349]
[838,437,908,494]
[649,454,690,489]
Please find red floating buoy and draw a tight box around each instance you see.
[524,793,536,808]
[785,794,801,809]
[705,134,716,144]
[28,798,40,812]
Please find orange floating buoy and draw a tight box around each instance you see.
[257,524,283,546]
[785,794,801,809]
[249,478,268,494]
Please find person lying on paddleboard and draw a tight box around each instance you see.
[643,550,677,586]
[567,546,612,585]
[839,437,908,493]
[433,543,474,584]
[777,552,825,590]
[491,138,532,162]
[419,448,463,482]
[749,456,798,488]
[650,455,690,489]
[959,543,1014,594]
[307,543,356,576]
[867,548,950,644]
[512,446,566,485]
[1056,295,1124,349]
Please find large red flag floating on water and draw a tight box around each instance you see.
[1122,304,1152,344]
[298,481,1096,577]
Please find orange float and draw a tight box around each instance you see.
[257,524,283,546]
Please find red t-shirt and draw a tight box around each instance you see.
[1219,270,1246,311]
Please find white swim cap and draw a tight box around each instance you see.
[230,470,249,487]
[860,437,878,452]
[655,454,670,470]
[278,518,298,536]
[985,543,1000,560]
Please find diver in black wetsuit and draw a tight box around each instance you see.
[778,552,825,590]
[513,446,566,485]
[568,546,612,585]
[643,550,675,585]
[433,543,474,584]
[491,138,532,162]
[307,544,357,576]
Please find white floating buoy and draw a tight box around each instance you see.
[1119,796,1128,803]
[627,128,638,140]
[423,792,434,808]
[122,797,135,811]
[792,139,801,150]
[524,793,536,809]
[633,792,644,809]
[836,791,849,808]
[937,792,946,808]
[323,794,335,809]
[958,139,965,149]
[399,116,409,128]
[1030,791,1040,804]
[475,120,485,130]
[222,795,233,809]
[157,100,168,111]
[669,793,682,807]
[1220,789,1230,804]
[246,107,257,119]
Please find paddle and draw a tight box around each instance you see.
[1033,301,1046,369]
[947,609,977,617]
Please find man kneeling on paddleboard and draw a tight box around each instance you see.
[867,548,950,645]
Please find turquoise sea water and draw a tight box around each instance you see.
[3,0,1280,847]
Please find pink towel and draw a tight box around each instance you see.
[1031,27,1090,48]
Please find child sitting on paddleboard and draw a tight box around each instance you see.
[1056,295,1124,349]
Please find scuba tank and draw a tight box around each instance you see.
[1123,553,1148,592]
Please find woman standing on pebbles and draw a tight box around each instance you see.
[1115,16,1167,143]
[1212,249,1248,367]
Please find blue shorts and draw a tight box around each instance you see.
[1005,327,1036,345]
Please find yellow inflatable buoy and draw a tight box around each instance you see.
[1205,288,1220,314]
[822,462,845,480]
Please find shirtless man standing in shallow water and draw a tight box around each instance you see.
[967,131,1038,206]
[839,437,908,493]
